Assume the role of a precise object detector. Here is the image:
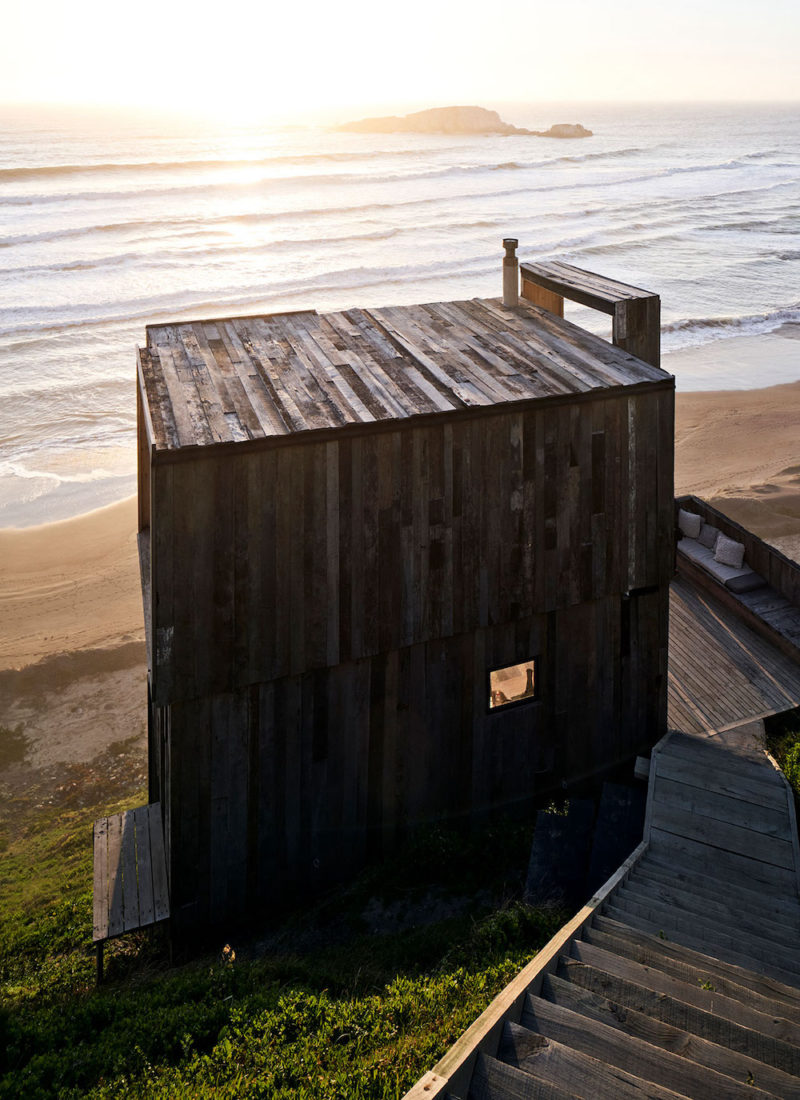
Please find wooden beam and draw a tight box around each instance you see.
[520,277,564,317]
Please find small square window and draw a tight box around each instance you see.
[488,658,537,710]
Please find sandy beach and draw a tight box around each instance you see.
[671,335,800,561]
[0,497,147,815]
[1,337,799,817]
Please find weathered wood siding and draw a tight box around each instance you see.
[150,387,674,708]
[163,592,667,927]
[145,383,673,928]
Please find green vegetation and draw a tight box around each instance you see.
[0,796,563,1098]
[0,722,28,769]
[765,707,800,800]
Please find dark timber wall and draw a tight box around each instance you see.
[150,393,672,700]
[144,386,674,929]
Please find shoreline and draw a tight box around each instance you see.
[2,326,799,533]
[2,340,800,807]
[3,370,800,674]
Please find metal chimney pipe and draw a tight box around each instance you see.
[502,238,519,307]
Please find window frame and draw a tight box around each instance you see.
[486,656,540,715]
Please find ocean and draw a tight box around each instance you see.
[1,101,798,526]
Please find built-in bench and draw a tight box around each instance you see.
[519,258,661,368]
[675,495,800,665]
[92,802,170,981]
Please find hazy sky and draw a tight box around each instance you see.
[2,0,798,122]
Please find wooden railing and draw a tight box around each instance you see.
[403,838,649,1099]
[519,259,661,368]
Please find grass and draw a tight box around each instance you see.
[0,792,564,1098]
[765,706,800,801]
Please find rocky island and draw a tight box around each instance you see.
[338,106,592,138]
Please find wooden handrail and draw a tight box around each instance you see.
[520,259,661,368]
[403,838,649,1099]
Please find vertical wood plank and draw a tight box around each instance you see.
[120,814,139,932]
[289,446,306,676]
[227,691,250,916]
[305,443,328,669]
[148,803,170,922]
[350,436,364,659]
[209,695,230,924]
[280,675,303,890]
[93,818,109,941]
[106,814,125,938]
[151,462,174,706]
[381,649,400,852]
[362,433,379,656]
[133,806,154,928]
[326,441,340,667]
[521,278,565,317]
[338,438,353,663]
[256,680,280,906]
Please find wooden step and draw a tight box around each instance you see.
[602,903,800,990]
[590,913,800,1012]
[633,862,800,932]
[662,733,780,774]
[541,972,800,1099]
[581,925,800,1024]
[643,836,800,897]
[616,880,799,950]
[497,1020,685,1099]
[558,956,800,1076]
[647,829,796,893]
[652,774,791,837]
[468,1051,575,1099]
[630,863,800,928]
[519,991,780,1098]
[623,869,800,935]
[654,751,785,806]
[604,895,800,977]
[649,802,796,869]
[569,939,800,1048]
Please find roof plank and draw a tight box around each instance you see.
[142,292,672,451]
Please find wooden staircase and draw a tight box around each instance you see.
[406,722,800,1099]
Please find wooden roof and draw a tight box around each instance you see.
[139,296,672,452]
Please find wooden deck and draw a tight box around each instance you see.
[92,802,170,981]
[405,576,800,1098]
[406,721,800,1098]
[669,574,800,734]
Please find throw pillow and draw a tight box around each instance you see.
[698,523,719,549]
[678,509,702,539]
[715,533,746,569]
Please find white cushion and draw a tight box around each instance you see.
[678,509,702,538]
[678,537,753,583]
[698,523,719,550]
[715,533,745,569]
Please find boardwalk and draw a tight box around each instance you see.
[669,575,800,734]
[406,576,800,1098]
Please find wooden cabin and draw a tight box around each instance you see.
[136,249,674,931]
